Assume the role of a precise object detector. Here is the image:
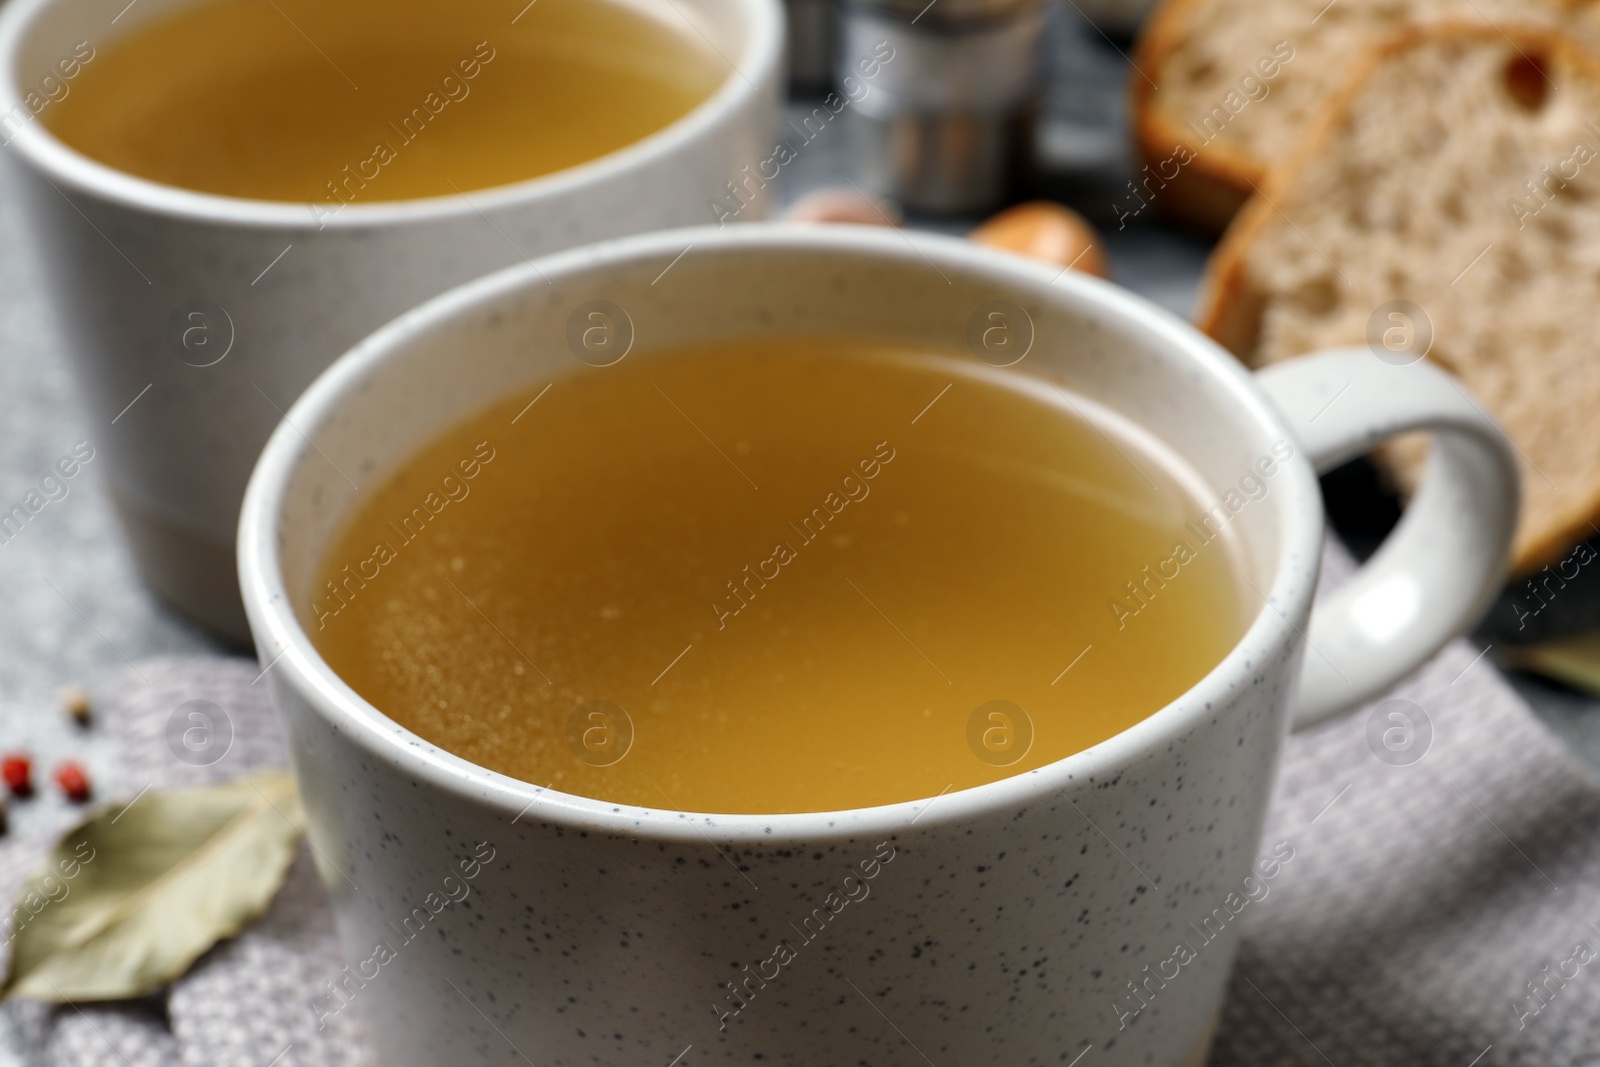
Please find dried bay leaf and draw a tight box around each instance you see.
[3,769,304,1002]
[1502,630,1600,698]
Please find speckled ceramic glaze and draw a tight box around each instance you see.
[238,225,1518,1066]
[0,0,782,642]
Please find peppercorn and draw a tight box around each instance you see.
[53,761,90,803]
[2,753,32,797]
[60,685,92,727]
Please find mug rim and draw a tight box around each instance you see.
[0,0,782,230]
[238,223,1326,841]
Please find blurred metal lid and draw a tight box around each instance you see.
[842,0,1040,30]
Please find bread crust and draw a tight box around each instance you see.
[1129,0,1262,232]
[1132,0,1585,234]
[1197,23,1600,574]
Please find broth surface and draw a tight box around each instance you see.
[311,339,1251,813]
[45,0,721,201]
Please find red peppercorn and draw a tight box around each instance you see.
[2,754,31,797]
[53,762,90,803]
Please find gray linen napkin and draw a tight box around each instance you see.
[3,547,1599,1066]
[1208,636,1600,1067]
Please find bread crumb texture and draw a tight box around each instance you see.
[1139,0,1583,201]
[1206,28,1600,572]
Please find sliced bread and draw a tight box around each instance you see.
[1198,24,1600,574]
[1131,0,1577,232]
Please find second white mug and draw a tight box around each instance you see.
[0,0,783,641]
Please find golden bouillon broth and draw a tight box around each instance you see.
[44,0,721,203]
[310,339,1250,814]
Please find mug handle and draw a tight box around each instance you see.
[1252,348,1521,731]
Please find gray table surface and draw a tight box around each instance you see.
[0,6,1596,1063]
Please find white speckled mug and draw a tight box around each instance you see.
[238,225,1518,1066]
[0,0,781,642]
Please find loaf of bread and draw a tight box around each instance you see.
[1131,0,1579,231]
[1198,25,1600,574]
